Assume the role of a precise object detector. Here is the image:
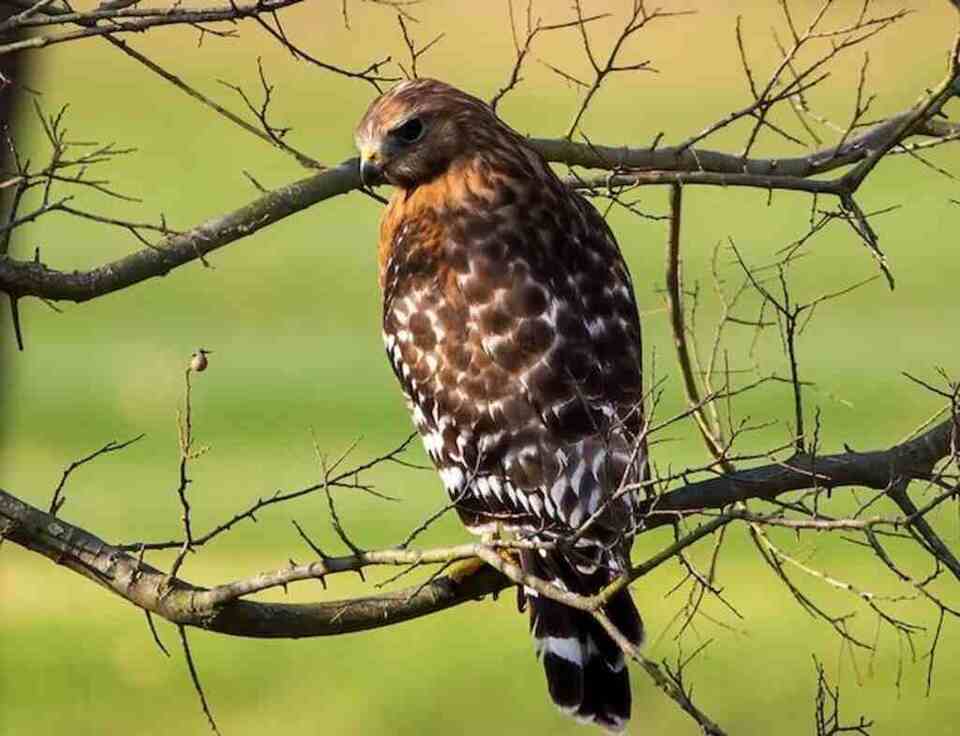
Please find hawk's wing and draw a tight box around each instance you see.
[380,156,644,540]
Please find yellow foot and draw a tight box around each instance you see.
[449,527,520,587]
[489,526,521,567]
[448,556,487,584]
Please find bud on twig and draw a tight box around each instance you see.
[190,348,212,372]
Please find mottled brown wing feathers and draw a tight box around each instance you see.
[379,147,643,539]
[365,79,645,730]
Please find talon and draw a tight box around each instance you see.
[448,556,486,583]
[482,525,519,566]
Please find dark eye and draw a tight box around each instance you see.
[392,117,424,143]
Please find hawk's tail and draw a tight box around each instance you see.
[522,547,643,732]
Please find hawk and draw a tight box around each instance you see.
[355,79,645,731]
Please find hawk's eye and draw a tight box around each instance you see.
[392,117,424,144]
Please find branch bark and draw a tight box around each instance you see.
[0,487,509,638]
[0,160,357,302]
[0,0,307,55]
[1,414,955,638]
[1,72,958,304]
[641,414,957,528]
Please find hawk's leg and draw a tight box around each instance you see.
[449,527,502,584]
[448,526,517,602]
[484,525,521,566]
[448,556,487,583]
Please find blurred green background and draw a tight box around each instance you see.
[2,1,960,734]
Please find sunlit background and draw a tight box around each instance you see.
[2,1,960,734]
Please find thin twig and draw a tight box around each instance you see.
[177,626,221,736]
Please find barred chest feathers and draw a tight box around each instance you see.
[377,157,643,541]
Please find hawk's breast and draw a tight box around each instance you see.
[378,154,644,540]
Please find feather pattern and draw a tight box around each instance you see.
[357,78,646,730]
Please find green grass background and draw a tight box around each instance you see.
[2,1,960,734]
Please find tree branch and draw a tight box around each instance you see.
[0,0,307,55]
[642,415,958,529]
[0,486,509,638]
[2,412,955,636]
[3,75,959,305]
[0,159,357,302]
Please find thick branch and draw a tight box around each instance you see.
[643,415,957,527]
[3,62,960,305]
[0,160,355,301]
[0,487,509,638]
[532,107,957,181]
[0,0,306,54]
[4,83,959,305]
[3,414,956,635]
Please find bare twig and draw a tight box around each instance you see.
[0,0,307,54]
[106,37,324,170]
[178,626,221,736]
[395,13,443,80]
[49,434,145,514]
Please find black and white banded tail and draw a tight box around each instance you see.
[522,547,643,732]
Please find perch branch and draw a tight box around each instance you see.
[0,486,511,637]
[2,411,956,637]
[3,80,960,305]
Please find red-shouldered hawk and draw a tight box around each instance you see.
[355,79,645,731]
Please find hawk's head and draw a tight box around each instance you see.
[354,78,508,189]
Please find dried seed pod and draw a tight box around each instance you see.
[190,348,212,372]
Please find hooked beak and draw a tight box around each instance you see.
[359,147,386,187]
